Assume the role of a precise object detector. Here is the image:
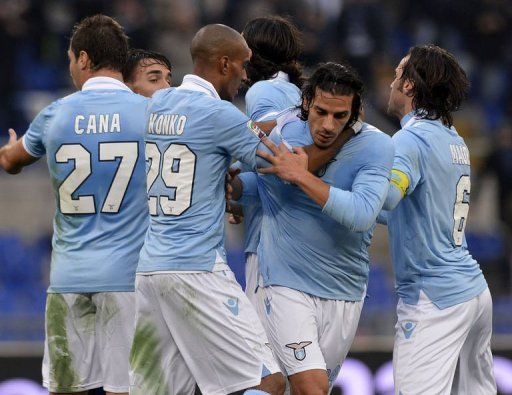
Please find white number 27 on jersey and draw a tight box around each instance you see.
[453,175,471,246]
[55,142,138,215]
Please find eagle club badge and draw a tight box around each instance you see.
[286,341,312,361]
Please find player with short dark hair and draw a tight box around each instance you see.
[384,44,496,394]
[0,14,148,395]
[123,49,172,97]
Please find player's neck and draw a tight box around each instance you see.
[85,69,124,84]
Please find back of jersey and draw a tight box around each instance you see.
[23,78,149,293]
[138,79,261,272]
[388,115,487,308]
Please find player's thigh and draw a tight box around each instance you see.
[43,293,102,393]
[92,292,135,393]
[154,270,280,395]
[130,275,195,395]
[452,288,496,395]
[263,286,325,377]
[318,298,364,388]
[393,292,473,395]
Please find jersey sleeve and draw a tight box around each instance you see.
[22,101,58,157]
[322,133,395,232]
[214,104,264,170]
[391,129,422,195]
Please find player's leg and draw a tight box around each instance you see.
[92,291,137,395]
[42,293,102,394]
[129,274,196,395]
[318,297,364,392]
[393,291,475,395]
[262,286,329,395]
[451,288,496,394]
[153,269,284,395]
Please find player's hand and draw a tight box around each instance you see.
[257,143,308,184]
[0,129,22,173]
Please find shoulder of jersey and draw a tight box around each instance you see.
[360,122,388,136]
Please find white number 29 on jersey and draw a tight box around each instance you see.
[453,175,471,246]
[55,142,138,215]
[145,142,196,216]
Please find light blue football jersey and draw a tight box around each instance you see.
[22,77,149,293]
[137,75,265,272]
[386,112,487,309]
[239,72,301,254]
[240,113,394,300]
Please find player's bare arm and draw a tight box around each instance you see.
[0,129,39,174]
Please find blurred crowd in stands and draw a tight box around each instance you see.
[0,0,511,339]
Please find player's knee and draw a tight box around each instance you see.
[258,372,286,395]
[288,370,328,395]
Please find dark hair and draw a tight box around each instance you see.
[300,62,364,127]
[242,16,303,88]
[70,14,129,72]
[400,44,469,127]
[122,49,172,82]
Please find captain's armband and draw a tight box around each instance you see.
[390,169,410,197]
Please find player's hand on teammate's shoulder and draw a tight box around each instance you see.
[258,142,308,184]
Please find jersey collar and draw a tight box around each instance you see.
[269,71,290,82]
[400,111,417,128]
[178,74,221,100]
[82,76,131,92]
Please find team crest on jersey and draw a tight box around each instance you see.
[401,321,417,339]
[286,341,312,361]
[247,120,266,140]
[317,159,337,177]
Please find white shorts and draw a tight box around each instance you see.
[245,252,259,306]
[260,286,363,386]
[393,288,496,395]
[130,269,280,395]
[42,292,135,393]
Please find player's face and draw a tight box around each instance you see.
[127,60,172,97]
[307,89,353,148]
[388,55,409,118]
[224,46,251,102]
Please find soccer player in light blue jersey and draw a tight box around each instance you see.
[383,45,496,394]
[129,24,285,395]
[0,15,147,395]
[233,63,394,394]
[234,15,303,313]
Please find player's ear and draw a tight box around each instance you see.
[403,79,414,97]
[78,50,90,71]
[219,55,229,76]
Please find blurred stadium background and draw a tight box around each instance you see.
[0,0,511,394]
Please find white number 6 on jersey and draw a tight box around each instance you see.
[453,175,470,246]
